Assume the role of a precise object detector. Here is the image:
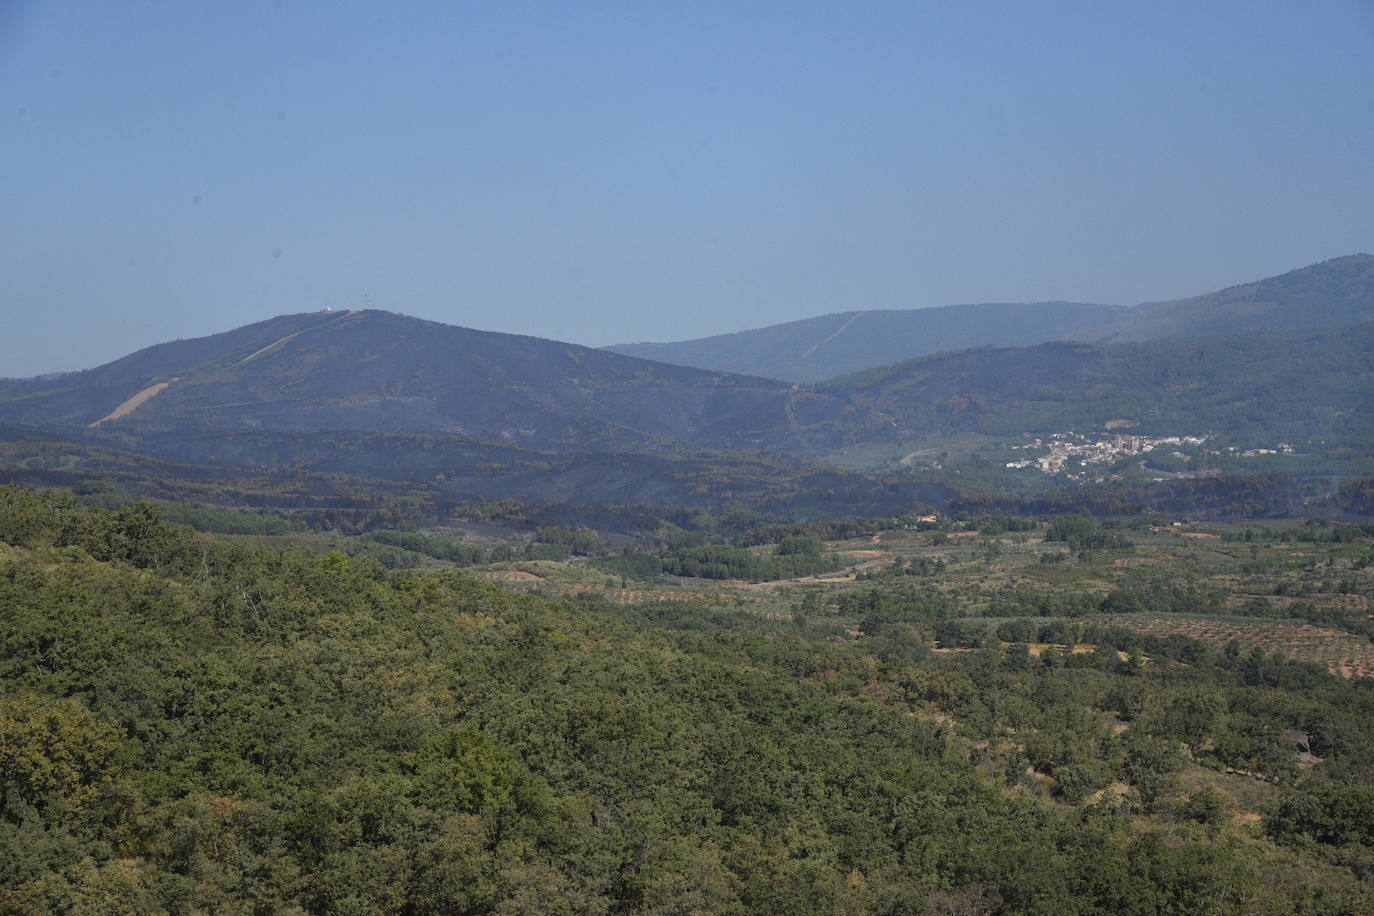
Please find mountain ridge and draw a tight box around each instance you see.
[4,307,1370,467]
[608,301,1125,382]
[813,322,1374,446]
[0,309,838,454]
[1077,253,1374,343]
[606,255,1374,381]
[1,255,1371,512]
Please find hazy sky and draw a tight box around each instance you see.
[3,1,1373,376]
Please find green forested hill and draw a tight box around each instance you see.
[3,486,1374,913]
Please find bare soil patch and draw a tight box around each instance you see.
[476,570,544,582]
[90,378,180,426]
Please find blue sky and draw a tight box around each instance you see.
[2,0,1373,376]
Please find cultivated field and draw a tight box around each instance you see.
[451,516,1374,678]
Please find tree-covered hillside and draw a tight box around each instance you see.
[816,322,1374,445]
[3,486,1374,913]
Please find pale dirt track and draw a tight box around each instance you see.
[90,378,179,426]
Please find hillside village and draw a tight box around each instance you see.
[1006,432,1210,475]
[1004,432,1306,479]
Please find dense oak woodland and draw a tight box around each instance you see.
[2,486,1374,913]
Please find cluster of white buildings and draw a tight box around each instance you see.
[1005,433,1211,475]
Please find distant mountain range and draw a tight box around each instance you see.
[1078,254,1374,343]
[1,255,1371,513]
[608,254,1374,381]
[814,323,1374,445]
[608,302,1124,384]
